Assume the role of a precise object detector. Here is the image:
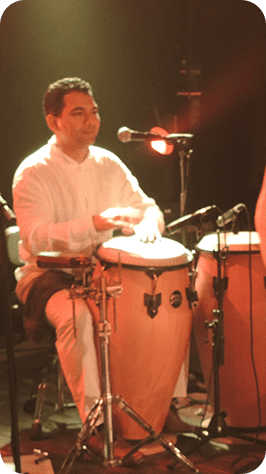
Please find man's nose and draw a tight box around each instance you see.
[84,112,98,126]
[83,112,91,124]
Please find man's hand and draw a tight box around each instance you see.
[134,206,162,243]
[93,207,162,242]
[134,218,162,243]
[93,207,144,234]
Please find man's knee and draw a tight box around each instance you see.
[46,289,93,332]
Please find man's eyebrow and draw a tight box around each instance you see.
[70,105,99,113]
[70,106,85,113]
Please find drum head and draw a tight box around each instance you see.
[196,231,261,254]
[96,235,193,269]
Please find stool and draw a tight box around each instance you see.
[24,344,75,440]
[6,225,76,440]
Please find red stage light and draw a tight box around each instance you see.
[150,127,174,155]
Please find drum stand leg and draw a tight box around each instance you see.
[58,275,200,474]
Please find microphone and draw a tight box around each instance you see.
[117,126,194,143]
[0,194,16,224]
[164,205,217,236]
[216,203,245,227]
[117,127,163,143]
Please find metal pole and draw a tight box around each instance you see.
[0,215,21,473]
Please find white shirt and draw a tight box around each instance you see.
[13,136,164,302]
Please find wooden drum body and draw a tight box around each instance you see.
[193,231,266,428]
[88,235,193,439]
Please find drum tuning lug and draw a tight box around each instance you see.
[144,293,161,318]
[106,284,123,298]
[204,319,216,343]
[185,287,198,308]
[204,321,209,343]
[144,272,162,318]
[212,276,228,300]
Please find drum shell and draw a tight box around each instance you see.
[88,260,192,439]
[193,232,266,428]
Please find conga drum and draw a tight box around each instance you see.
[88,235,193,439]
[193,231,266,428]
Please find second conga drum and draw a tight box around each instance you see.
[88,235,193,439]
[193,231,266,428]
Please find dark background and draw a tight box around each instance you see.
[0,0,265,237]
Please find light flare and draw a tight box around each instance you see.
[150,127,174,155]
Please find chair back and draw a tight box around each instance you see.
[5,225,22,266]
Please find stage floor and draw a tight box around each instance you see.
[0,335,265,474]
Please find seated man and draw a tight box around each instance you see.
[12,77,191,454]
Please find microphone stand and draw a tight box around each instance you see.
[204,229,227,434]
[179,149,189,218]
[164,135,193,220]
[164,135,193,248]
[178,148,192,248]
[0,194,21,473]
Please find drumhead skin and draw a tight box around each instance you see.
[88,235,193,439]
[96,235,193,269]
[196,231,261,254]
[193,231,266,428]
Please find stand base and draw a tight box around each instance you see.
[58,395,200,474]
[169,410,266,469]
[196,411,266,446]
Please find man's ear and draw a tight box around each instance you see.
[46,114,60,133]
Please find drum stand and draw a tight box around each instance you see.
[58,269,200,473]
[171,229,266,468]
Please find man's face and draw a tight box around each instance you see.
[55,91,101,149]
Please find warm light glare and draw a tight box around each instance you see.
[150,127,174,155]
[151,140,168,154]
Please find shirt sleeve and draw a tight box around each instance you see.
[13,166,98,256]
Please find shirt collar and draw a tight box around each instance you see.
[48,135,90,167]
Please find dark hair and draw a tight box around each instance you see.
[42,77,93,117]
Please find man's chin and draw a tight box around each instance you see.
[79,136,96,147]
